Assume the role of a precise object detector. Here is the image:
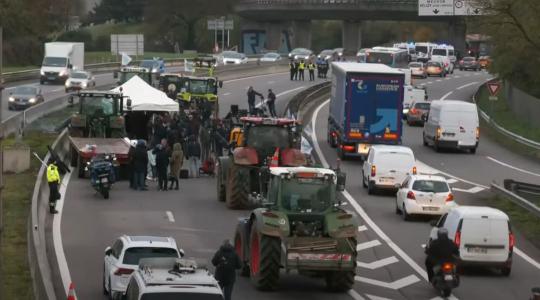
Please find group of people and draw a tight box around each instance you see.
[246,86,277,117]
[289,59,318,81]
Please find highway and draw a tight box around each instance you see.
[55,69,540,300]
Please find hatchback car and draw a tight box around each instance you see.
[103,235,183,299]
[406,101,431,126]
[396,175,457,221]
[259,52,281,62]
[459,57,480,71]
[426,61,446,77]
[65,71,95,92]
[409,62,427,78]
[222,51,248,64]
[8,86,44,110]
[317,49,337,61]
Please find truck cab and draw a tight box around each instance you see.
[40,42,84,85]
[114,66,153,86]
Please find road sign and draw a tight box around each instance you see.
[419,0,454,16]
[454,0,484,15]
[207,19,234,30]
[111,34,144,56]
[487,81,502,96]
[489,96,498,101]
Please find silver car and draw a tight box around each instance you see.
[288,48,313,60]
[65,71,96,92]
[8,86,45,110]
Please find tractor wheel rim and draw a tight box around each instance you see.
[250,231,260,275]
[235,235,243,260]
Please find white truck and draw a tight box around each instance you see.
[40,42,84,85]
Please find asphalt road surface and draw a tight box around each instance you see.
[59,69,540,300]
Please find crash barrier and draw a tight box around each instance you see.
[474,81,540,151]
[284,81,330,121]
[28,129,69,300]
[238,0,415,6]
[490,180,540,219]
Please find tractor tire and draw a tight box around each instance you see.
[249,223,280,290]
[234,228,250,277]
[325,270,355,292]
[216,162,226,202]
[225,164,250,209]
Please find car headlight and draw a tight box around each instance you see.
[9,97,15,102]
[29,98,36,103]
[59,70,67,77]
[65,81,71,87]
[152,68,157,73]
[81,82,87,88]
[40,70,45,76]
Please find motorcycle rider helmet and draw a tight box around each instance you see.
[437,227,449,240]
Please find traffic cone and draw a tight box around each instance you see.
[67,282,77,300]
[269,147,279,168]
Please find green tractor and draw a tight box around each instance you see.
[234,166,358,291]
[216,117,305,209]
[68,90,127,138]
[114,66,154,86]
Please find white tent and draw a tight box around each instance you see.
[112,75,178,112]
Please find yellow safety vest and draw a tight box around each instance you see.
[47,164,60,183]
[308,63,315,70]
[299,63,305,70]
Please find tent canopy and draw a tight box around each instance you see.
[112,75,178,112]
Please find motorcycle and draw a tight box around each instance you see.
[431,261,459,298]
[86,154,117,199]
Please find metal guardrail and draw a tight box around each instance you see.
[491,182,540,218]
[284,81,331,120]
[474,81,540,151]
[238,0,415,6]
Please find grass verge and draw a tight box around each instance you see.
[1,131,57,300]
[483,194,540,250]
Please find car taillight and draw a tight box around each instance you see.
[442,262,453,273]
[114,268,134,276]
[459,60,464,64]
[331,131,337,137]
[509,232,515,252]
[412,166,417,175]
[446,193,454,202]
[342,145,355,152]
[454,231,461,247]
[371,165,376,177]
[407,191,416,200]
[410,108,418,114]
[445,62,449,67]
[476,127,480,140]
[436,127,441,140]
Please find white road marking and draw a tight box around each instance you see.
[514,247,540,270]
[486,156,540,178]
[426,82,433,84]
[166,211,175,223]
[436,79,442,82]
[356,240,382,251]
[416,160,489,189]
[355,274,421,290]
[222,92,231,96]
[357,256,399,270]
[456,82,478,90]
[440,91,453,100]
[454,75,461,78]
[366,294,393,300]
[255,86,306,108]
[53,170,73,295]
[452,186,485,194]
[445,77,452,80]
[51,88,63,92]
[267,80,275,84]
[358,225,368,232]
[311,100,429,281]
[420,83,426,86]
[348,290,367,300]
[446,178,458,184]
[430,295,459,300]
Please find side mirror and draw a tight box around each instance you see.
[219,81,223,88]
[113,71,118,79]
[336,172,346,192]
[68,64,73,69]
[179,249,185,257]
[104,247,112,256]
[429,219,438,227]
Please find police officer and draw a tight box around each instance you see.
[289,59,295,81]
[298,60,305,81]
[47,158,61,214]
[308,61,316,81]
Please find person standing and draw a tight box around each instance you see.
[289,59,295,81]
[169,142,183,190]
[133,140,148,191]
[186,136,202,178]
[293,60,299,80]
[154,139,170,191]
[267,89,277,118]
[147,148,157,181]
[199,124,211,162]
[212,240,242,300]
[298,60,305,81]
[46,158,61,214]
[247,86,263,116]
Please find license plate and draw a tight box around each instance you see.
[48,77,55,80]
[468,247,487,254]
[423,206,440,211]
[444,274,454,281]
[100,177,108,183]
[379,178,394,184]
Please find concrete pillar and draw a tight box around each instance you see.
[291,20,312,49]
[265,22,283,51]
[342,21,362,54]
[448,19,467,57]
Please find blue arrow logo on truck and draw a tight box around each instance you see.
[370,108,397,133]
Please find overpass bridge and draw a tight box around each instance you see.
[235,0,467,55]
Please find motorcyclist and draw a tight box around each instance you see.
[425,228,459,282]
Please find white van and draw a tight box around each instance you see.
[431,45,456,64]
[362,145,417,194]
[430,206,513,276]
[423,100,479,153]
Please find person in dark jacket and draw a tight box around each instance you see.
[247,86,263,115]
[425,228,459,282]
[153,139,170,191]
[133,140,148,191]
[186,136,201,178]
[212,240,242,300]
[289,59,296,81]
[267,89,277,117]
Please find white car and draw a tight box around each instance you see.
[221,51,248,64]
[103,235,183,298]
[429,206,513,275]
[259,52,282,62]
[408,62,427,78]
[430,55,454,74]
[396,175,457,221]
[65,71,95,93]
[362,145,417,194]
[288,48,313,60]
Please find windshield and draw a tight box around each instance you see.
[415,46,428,54]
[42,57,67,67]
[432,49,447,56]
[366,52,393,65]
[319,50,334,56]
[140,61,157,69]
[71,72,88,79]
[14,86,37,95]
[120,71,150,83]
[224,52,242,59]
[292,48,309,55]
[463,57,475,62]
[409,62,422,68]
[246,126,291,153]
[81,96,116,116]
[264,53,279,58]
[427,62,441,67]
[281,179,333,213]
[141,293,222,300]
[414,102,430,110]
[412,180,449,193]
[122,247,178,265]
[189,79,210,94]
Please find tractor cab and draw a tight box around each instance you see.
[158,73,188,100]
[68,90,128,138]
[114,66,153,86]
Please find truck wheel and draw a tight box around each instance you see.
[367,181,375,195]
[249,224,280,290]
[325,270,355,292]
[216,162,226,202]
[226,164,250,209]
[234,228,250,277]
[77,156,85,178]
[362,172,367,188]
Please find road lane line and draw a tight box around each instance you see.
[416,160,489,189]
[356,240,382,251]
[357,256,399,270]
[53,170,73,295]
[436,79,442,82]
[311,100,429,281]
[514,248,540,270]
[255,86,306,108]
[267,80,275,84]
[355,274,421,290]
[452,186,485,194]
[440,91,453,100]
[456,81,478,90]
[222,92,231,96]
[348,290,367,300]
[446,178,459,184]
[166,211,175,223]
[366,294,393,300]
[486,156,540,178]
[358,225,368,232]
[426,81,433,84]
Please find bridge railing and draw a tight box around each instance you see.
[238,0,416,6]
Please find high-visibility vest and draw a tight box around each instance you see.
[299,62,305,70]
[47,164,60,183]
[308,63,315,70]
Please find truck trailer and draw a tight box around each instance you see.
[40,42,84,84]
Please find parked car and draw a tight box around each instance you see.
[288,48,313,60]
[222,51,248,64]
[406,101,431,126]
[426,61,446,77]
[8,85,45,110]
[259,52,281,62]
[396,175,457,221]
[409,62,427,78]
[429,206,513,276]
[103,235,183,299]
[459,57,480,71]
[65,71,96,92]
